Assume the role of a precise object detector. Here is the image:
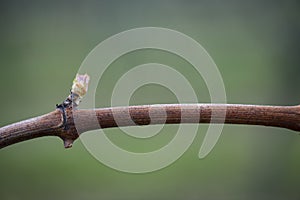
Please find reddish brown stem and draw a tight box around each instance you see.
[1,104,300,149]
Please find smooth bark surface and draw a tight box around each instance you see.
[1,104,300,149]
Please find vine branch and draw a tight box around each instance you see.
[1,104,300,149]
[1,74,300,149]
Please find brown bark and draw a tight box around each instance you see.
[1,104,300,149]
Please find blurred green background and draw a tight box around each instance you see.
[1,0,300,199]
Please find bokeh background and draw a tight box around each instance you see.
[1,0,300,199]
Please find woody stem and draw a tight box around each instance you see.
[0,103,299,149]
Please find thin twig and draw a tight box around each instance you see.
[1,104,300,149]
[1,74,299,149]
